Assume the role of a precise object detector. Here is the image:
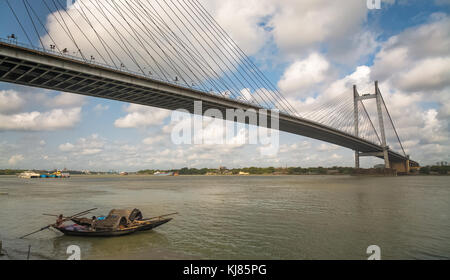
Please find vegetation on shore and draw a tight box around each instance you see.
[139,166,386,176]
[0,169,84,176]
[1,165,448,176]
[418,165,450,175]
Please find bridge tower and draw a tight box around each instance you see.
[353,85,360,169]
[375,81,390,168]
[353,81,390,169]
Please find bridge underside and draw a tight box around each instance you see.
[0,42,416,166]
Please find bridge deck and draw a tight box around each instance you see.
[0,41,416,165]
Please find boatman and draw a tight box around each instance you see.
[55,214,64,228]
[90,216,97,231]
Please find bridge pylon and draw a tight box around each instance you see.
[375,81,390,168]
[353,85,360,169]
[353,81,390,169]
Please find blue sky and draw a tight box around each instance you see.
[0,0,449,171]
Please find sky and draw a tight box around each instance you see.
[0,0,449,171]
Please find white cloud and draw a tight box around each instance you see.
[58,134,105,156]
[331,153,342,160]
[8,154,24,165]
[114,104,170,128]
[421,109,447,143]
[317,143,339,152]
[94,104,109,113]
[279,141,311,153]
[269,0,367,59]
[49,93,86,108]
[205,0,377,65]
[295,65,372,115]
[0,88,85,132]
[0,107,82,131]
[205,0,275,55]
[329,30,379,65]
[278,53,330,98]
[0,90,25,114]
[142,135,165,145]
[371,14,450,92]
[39,0,248,84]
[79,148,102,155]
[59,143,75,152]
[396,57,450,92]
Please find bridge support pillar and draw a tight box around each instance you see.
[355,151,360,169]
[353,85,360,169]
[383,147,390,169]
[389,159,410,174]
[375,81,390,169]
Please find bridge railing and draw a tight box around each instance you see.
[5,38,298,112]
[0,37,288,113]
[0,37,205,90]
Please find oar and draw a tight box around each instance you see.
[41,209,96,222]
[42,211,91,219]
[42,208,97,218]
[20,208,98,239]
[19,225,53,239]
[42,214,69,218]
[65,208,98,220]
[42,214,59,217]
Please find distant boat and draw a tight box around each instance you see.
[153,171,174,176]
[18,171,40,179]
[51,171,70,178]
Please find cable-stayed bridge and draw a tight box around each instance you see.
[0,0,418,172]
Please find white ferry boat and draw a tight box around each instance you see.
[18,171,40,179]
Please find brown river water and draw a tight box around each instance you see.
[0,175,449,260]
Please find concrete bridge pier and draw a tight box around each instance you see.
[355,151,360,169]
[390,158,410,174]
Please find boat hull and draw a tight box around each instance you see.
[137,218,172,231]
[56,227,137,237]
[54,218,172,237]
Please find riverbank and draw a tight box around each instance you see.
[1,173,449,178]
[2,165,449,177]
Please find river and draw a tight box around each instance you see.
[0,175,449,260]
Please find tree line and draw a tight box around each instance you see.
[419,165,449,175]
[137,166,356,175]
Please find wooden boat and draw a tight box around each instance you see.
[54,219,172,237]
[53,208,174,237]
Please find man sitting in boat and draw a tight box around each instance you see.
[90,216,97,231]
[55,214,64,228]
